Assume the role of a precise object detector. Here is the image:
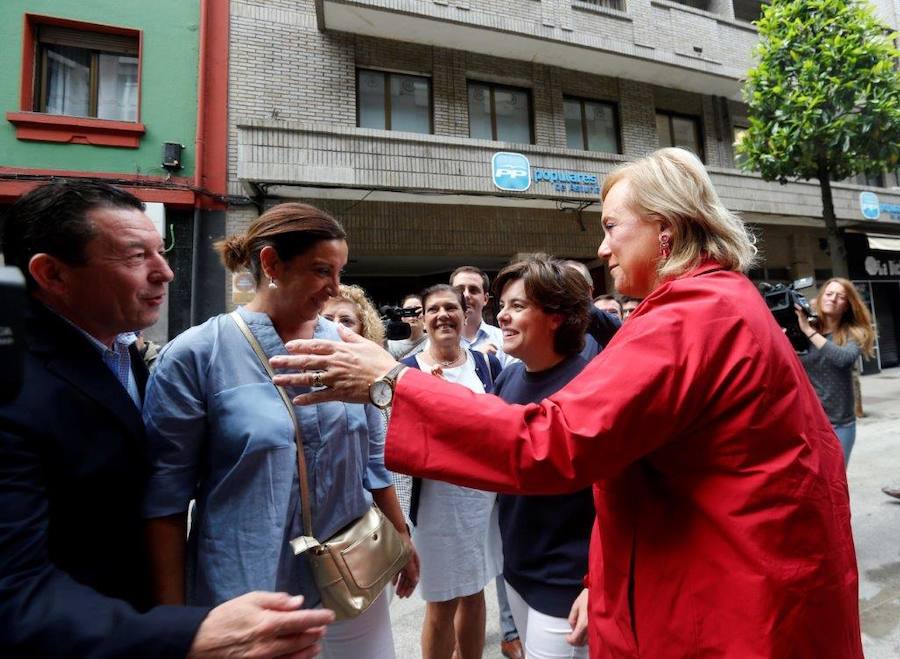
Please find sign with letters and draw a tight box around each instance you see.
[491,152,531,192]
[490,152,599,197]
[859,191,900,222]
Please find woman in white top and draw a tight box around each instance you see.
[400,284,502,659]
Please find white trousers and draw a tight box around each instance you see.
[505,581,589,659]
[321,593,396,659]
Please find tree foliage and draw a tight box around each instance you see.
[739,0,900,183]
[738,0,900,277]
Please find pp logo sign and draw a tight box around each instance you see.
[492,152,531,192]
[860,192,881,220]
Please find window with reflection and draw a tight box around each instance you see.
[468,81,533,144]
[357,69,432,134]
[35,25,139,121]
[732,124,749,167]
[564,97,620,153]
[656,111,703,160]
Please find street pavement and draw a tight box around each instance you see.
[390,367,900,658]
[852,367,900,658]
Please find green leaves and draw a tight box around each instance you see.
[739,0,900,183]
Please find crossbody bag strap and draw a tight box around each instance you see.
[229,311,315,543]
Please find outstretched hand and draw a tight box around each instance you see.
[270,325,401,405]
[188,592,334,659]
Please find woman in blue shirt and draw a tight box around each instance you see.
[142,203,415,659]
[491,255,597,658]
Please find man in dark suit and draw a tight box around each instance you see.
[0,180,333,658]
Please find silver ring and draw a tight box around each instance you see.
[312,372,324,388]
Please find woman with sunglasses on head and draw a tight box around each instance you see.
[796,278,875,465]
[401,284,502,659]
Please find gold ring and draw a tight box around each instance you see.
[312,372,324,388]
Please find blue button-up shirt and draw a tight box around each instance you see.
[142,308,391,607]
[54,309,141,408]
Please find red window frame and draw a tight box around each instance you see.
[6,13,145,148]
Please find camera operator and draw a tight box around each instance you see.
[796,278,875,467]
[387,294,427,359]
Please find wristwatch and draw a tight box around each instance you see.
[369,364,406,409]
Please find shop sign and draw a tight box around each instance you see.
[864,255,900,278]
[859,192,900,221]
[492,152,531,192]
[490,152,599,196]
[533,168,600,195]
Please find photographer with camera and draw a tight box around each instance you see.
[386,294,427,359]
[796,278,875,466]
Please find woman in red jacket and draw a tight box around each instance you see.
[272,148,862,658]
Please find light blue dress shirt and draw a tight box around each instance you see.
[461,320,517,367]
[60,312,141,408]
[142,307,392,607]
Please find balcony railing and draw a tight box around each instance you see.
[573,0,627,13]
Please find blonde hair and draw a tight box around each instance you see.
[330,284,385,345]
[601,148,757,280]
[816,278,875,358]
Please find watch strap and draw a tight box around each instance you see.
[381,363,406,387]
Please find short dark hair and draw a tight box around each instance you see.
[420,283,468,314]
[493,254,591,356]
[2,179,145,290]
[401,293,423,308]
[215,202,346,284]
[449,265,489,295]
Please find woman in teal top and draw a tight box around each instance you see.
[142,203,415,659]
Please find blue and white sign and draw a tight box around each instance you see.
[492,152,531,192]
[534,168,600,195]
[860,191,900,221]
[860,192,881,220]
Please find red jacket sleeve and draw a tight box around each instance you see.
[386,286,761,495]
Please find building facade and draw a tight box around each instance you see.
[226,0,900,367]
[0,0,228,342]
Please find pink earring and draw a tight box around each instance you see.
[659,235,671,259]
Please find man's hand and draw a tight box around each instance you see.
[566,588,589,647]
[188,592,334,659]
[475,343,498,356]
[270,326,400,405]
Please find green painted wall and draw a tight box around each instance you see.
[0,0,200,176]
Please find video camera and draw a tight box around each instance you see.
[379,305,421,341]
[760,276,817,352]
[1,266,26,402]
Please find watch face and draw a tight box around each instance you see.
[370,380,393,408]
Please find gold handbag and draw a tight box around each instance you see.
[231,312,410,620]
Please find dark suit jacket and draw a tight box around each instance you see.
[0,302,208,657]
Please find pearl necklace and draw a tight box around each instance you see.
[430,347,464,369]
